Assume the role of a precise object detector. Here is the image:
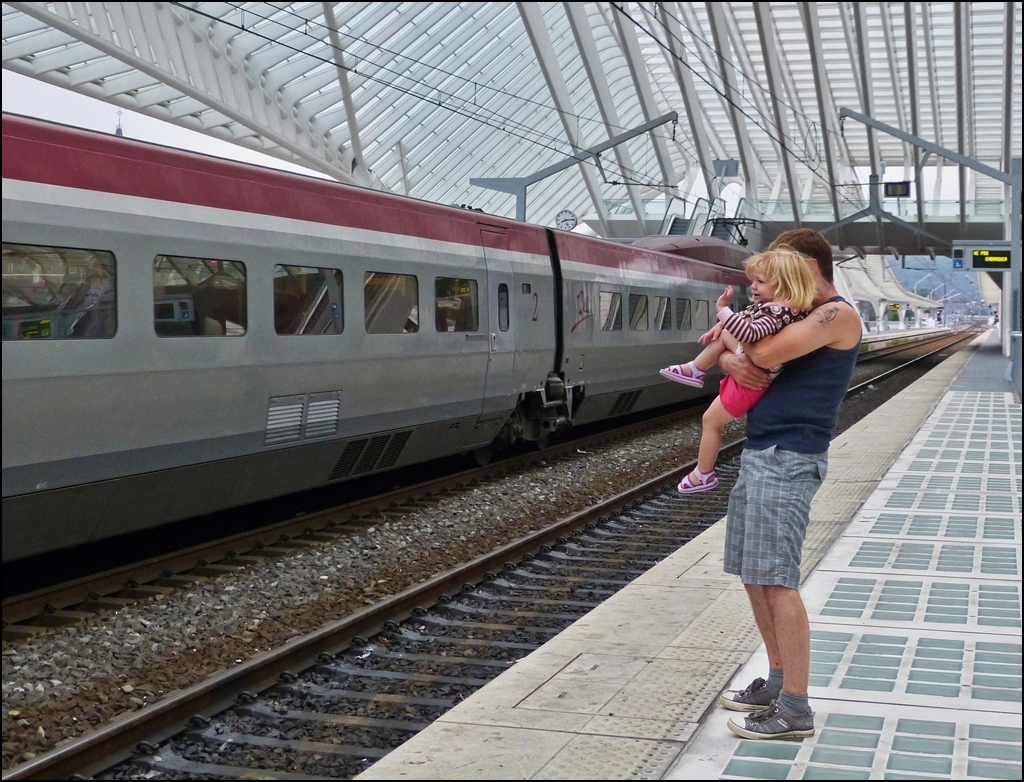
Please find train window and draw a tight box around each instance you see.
[653,296,671,330]
[273,265,343,335]
[599,291,622,331]
[628,294,649,331]
[434,277,479,332]
[364,272,418,334]
[694,299,711,330]
[676,298,692,330]
[2,243,117,340]
[153,255,246,337]
[498,283,509,331]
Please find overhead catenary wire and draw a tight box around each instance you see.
[176,1,678,194]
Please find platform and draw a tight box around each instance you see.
[357,330,1021,780]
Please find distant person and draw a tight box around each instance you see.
[714,229,862,740]
[659,249,816,492]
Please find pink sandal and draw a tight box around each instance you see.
[678,470,719,493]
[659,362,705,388]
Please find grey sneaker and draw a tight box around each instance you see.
[718,677,777,712]
[727,700,815,739]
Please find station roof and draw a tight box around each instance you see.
[2,2,1021,234]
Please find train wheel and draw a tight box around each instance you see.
[472,445,493,467]
[534,434,550,451]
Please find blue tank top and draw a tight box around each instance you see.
[746,297,860,454]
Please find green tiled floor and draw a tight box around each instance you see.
[819,578,1022,628]
[721,714,1022,780]
[805,630,1023,704]
[866,513,1018,540]
[847,541,1020,576]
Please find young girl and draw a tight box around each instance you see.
[659,249,818,493]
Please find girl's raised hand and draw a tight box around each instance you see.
[716,285,733,312]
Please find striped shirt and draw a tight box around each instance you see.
[717,301,809,343]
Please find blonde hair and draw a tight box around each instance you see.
[743,249,817,311]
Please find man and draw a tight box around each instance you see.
[716,229,862,739]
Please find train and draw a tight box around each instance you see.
[2,113,752,564]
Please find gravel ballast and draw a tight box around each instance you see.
[2,415,728,770]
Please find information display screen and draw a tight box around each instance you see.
[972,249,1011,269]
[883,181,911,198]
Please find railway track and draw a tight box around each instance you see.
[1,327,984,779]
[2,326,972,635]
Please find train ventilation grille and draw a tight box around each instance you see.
[265,396,305,445]
[265,392,341,446]
[305,393,340,439]
[609,389,642,417]
[327,430,413,482]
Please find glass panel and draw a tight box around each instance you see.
[434,277,479,332]
[629,293,649,331]
[154,255,247,337]
[676,298,692,330]
[273,265,343,335]
[653,296,671,330]
[2,243,116,340]
[498,283,509,331]
[364,271,419,334]
[599,291,622,331]
[694,299,710,330]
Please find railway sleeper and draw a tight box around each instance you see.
[277,682,457,708]
[501,569,634,587]
[385,629,538,652]
[462,590,602,610]
[440,601,587,623]
[342,648,519,670]
[536,550,660,568]
[315,663,492,688]
[237,704,431,732]
[187,726,391,759]
[134,749,337,781]
[406,615,562,636]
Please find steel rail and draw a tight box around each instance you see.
[1,439,744,781]
[1,326,982,780]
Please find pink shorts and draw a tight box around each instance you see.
[719,376,766,418]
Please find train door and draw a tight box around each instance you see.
[479,229,517,420]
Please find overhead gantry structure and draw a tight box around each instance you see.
[2,2,1021,247]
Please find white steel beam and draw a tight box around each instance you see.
[606,2,676,187]
[10,1,385,186]
[878,1,912,170]
[646,3,718,200]
[904,2,926,236]
[564,2,647,235]
[517,2,611,233]
[321,2,364,170]
[852,1,882,177]
[753,2,802,223]
[1003,2,1016,176]
[798,2,842,224]
[921,2,944,201]
[954,1,967,233]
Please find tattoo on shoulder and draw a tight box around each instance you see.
[816,306,840,325]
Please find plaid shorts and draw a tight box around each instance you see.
[724,446,828,589]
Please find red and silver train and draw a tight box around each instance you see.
[1,113,751,563]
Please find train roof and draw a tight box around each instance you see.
[3,113,746,281]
